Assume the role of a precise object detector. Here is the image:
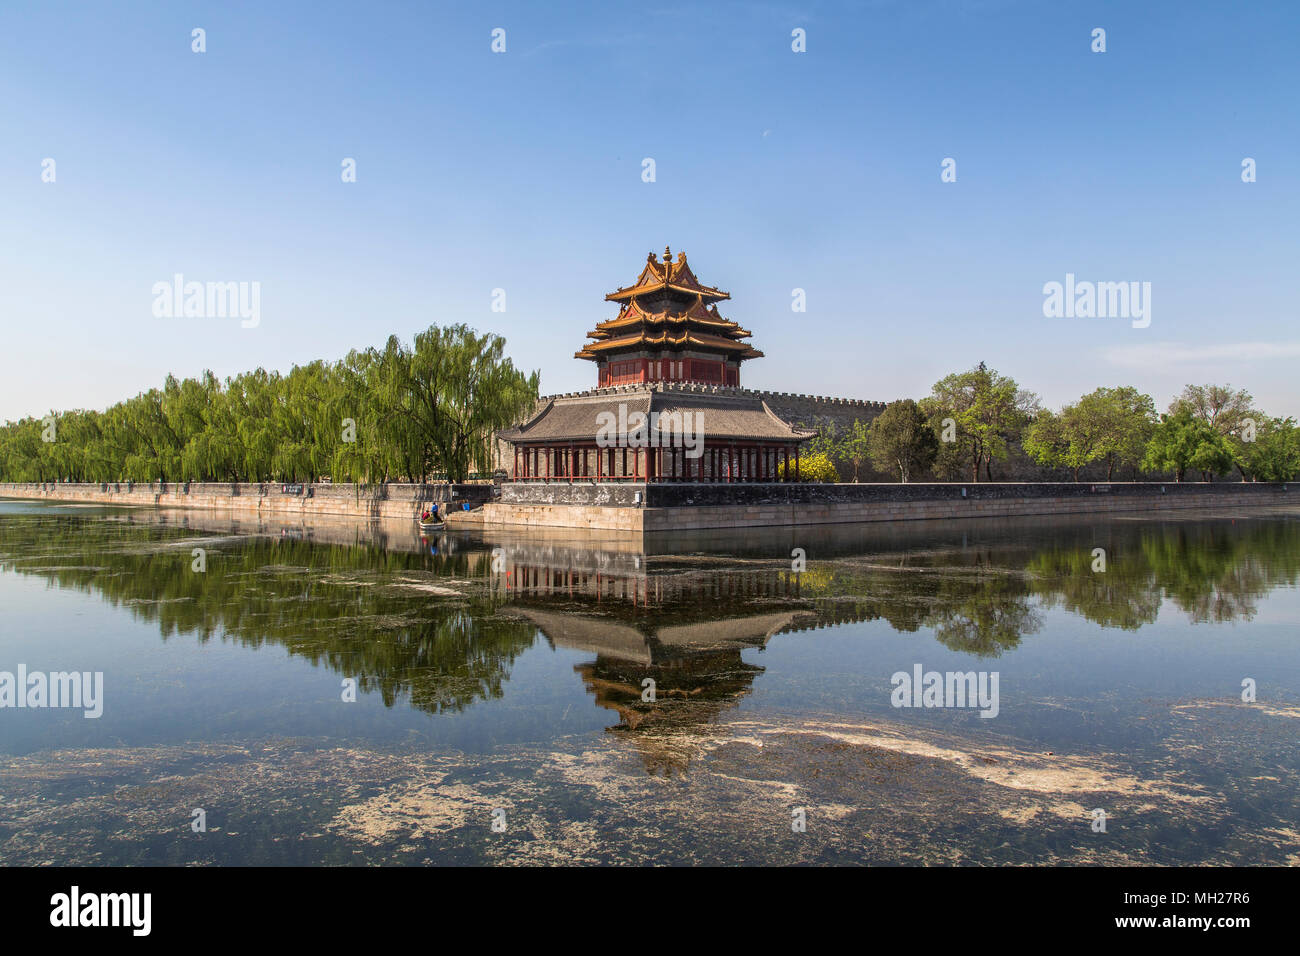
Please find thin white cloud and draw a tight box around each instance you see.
[1103,341,1300,368]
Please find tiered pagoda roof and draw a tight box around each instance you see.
[496,247,814,485]
[576,248,763,363]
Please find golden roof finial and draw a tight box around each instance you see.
[663,245,672,263]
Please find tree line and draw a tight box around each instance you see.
[5,344,1297,485]
[808,364,1300,483]
[0,324,539,484]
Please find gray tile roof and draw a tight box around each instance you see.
[498,385,815,443]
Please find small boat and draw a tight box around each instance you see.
[418,508,443,532]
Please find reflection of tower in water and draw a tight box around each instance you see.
[497,546,817,774]
[574,647,766,776]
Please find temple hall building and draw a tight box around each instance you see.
[498,248,829,483]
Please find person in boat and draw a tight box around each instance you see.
[421,504,440,523]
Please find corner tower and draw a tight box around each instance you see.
[576,247,763,388]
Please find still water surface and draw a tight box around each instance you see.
[1,500,1297,864]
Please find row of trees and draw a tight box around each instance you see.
[5,341,1296,485]
[0,324,539,484]
[808,367,1300,483]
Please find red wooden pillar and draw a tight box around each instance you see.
[783,447,789,482]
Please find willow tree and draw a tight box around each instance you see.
[407,324,538,482]
[3,323,537,484]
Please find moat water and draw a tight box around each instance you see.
[1,499,1298,865]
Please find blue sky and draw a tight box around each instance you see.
[2,0,1298,421]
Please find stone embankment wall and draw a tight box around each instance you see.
[0,481,493,521]
[480,480,1293,531]
[5,480,1291,533]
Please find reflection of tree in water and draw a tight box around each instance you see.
[1140,523,1298,623]
[793,519,1300,648]
[1025,520,1300,629]
[5,509,1299,728]
[792,552,1040,658]
[0,516,534,714]
[923,573,1042,656]
[1024,548,1161,630]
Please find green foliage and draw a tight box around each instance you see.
[804,422,839,460]
[1142,409,1235,481]
[1237,418,1300,482]
[804,419,873,481]
[0,324,538,484]
[920,362,1038,482]
[866,400,937,482]
[1168,383,1260,480]
[1024,386,1156,480]
[839,418,873,481]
